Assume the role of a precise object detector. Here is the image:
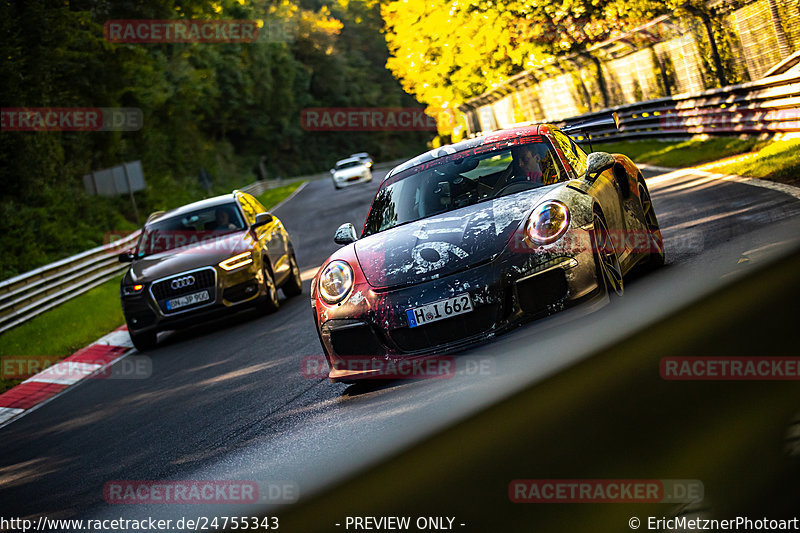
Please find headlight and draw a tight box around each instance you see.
[122,284,144,296]
[525,201,570,245]
[318,260,354,304]
[219,251,253,271]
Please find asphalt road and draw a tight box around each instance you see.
[1,165,800,527]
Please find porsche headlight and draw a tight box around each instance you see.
[318,260,354,304]
[219,251,253,271]
[526,201,570,245]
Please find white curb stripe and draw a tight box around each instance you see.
[24,361,102,385]
[719,174,800,201]
[640,164,800,200]
[0,407,25,425]
[96,329,134,348]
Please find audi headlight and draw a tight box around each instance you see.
[219,251,253,271]
[122,284,144,296]
[525,201,570,245]
[318,260,354,304]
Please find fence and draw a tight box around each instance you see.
[458,0,800,135]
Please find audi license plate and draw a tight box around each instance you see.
[406,294,473,328]
[166,290,209,310]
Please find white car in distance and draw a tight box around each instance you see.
[331,157,373,189]
[350,152,374,168]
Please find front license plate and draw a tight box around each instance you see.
[406,294,473,328]
[166,290,210,311]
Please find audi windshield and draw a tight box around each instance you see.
[135,203,246,256]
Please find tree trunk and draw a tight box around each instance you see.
[686,5,727,87]
[580,52,610,109]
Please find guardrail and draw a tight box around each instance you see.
[0,231,140,335]
[557,71,800,142]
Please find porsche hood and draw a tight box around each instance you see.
[354,187,554,289]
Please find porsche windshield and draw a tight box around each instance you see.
[362,139,564,236]
[136,203,246,256]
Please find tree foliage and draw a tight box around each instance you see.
[0,0,428,278]
[382,0,736,135]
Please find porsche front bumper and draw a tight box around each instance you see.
[317,234,604,381]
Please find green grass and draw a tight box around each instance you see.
[256,180,306,210]
[697,138,800,186]
[593,137,768,169]
[0,181,308,394]
[0,275,125,393]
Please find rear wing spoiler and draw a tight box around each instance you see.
[562,112,619,152]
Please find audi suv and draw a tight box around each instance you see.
[118,191,302,351]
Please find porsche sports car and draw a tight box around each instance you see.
[119,191,302,351]
[330,157,373,189]
[310,119,664,382]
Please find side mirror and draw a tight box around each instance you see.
[334,223,358,245]
[118,251,134,263]
[252,212,273,229]
[584,152,616,182]
[330,169,336,174]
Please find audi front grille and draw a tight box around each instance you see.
[150,267,217,314]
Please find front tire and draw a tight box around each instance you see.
[130,329,158,352]
[282,251,303,297]
[592,210,624,298]
[638,180,665,271]
[258,265,280,314]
